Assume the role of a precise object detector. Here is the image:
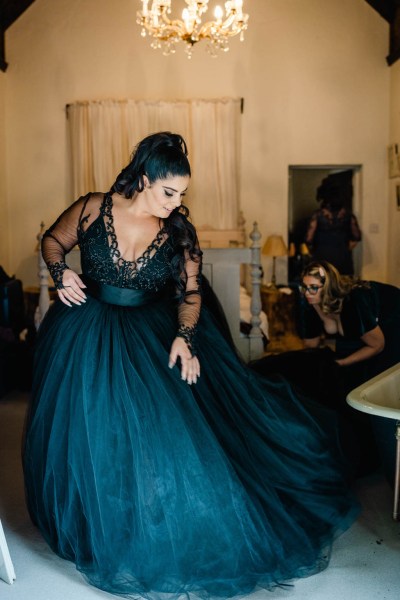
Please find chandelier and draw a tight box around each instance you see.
[136,1,249,57]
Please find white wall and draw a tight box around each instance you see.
[0,71,9,273]
[3,0,391,285]
[388,62,400,286]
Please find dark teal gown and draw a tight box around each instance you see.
[23,193,359,599]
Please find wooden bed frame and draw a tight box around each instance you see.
[35,219,264,362]
[200,222,264,362]
[196,211,246,249]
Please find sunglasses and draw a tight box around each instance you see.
[298,284,323,295]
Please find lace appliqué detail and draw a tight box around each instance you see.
[48,261,69,289]
[103,194,166,287]
[176,324,197,354]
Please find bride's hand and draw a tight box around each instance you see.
[58,269,87,307]
[168,337,200,385]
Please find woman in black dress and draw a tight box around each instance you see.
[299,260,400,479]
[305,181,362,276]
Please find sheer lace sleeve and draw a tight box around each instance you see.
[42,194,92,288]
[176,249,202,354]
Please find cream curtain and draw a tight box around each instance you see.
[67,98,241,229]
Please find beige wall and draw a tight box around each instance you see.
[3,0,391,286]
[388,62,400,287]
[0,71,9,273]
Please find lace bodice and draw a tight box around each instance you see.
[42,192,202,347]
[305,208,362,247]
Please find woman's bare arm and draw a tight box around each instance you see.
[335,325,385,367]
[303,336,322,349]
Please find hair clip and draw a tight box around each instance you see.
[318,267,325,279]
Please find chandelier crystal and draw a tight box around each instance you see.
[136,0,249,58]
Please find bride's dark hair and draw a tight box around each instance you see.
[110,132,201,300]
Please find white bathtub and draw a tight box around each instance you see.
[347,362,400,520]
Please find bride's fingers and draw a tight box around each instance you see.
[180,357,190,382]
[57,269,88,307]
[70,275,87,295]
[58,287,86,307]
[57,289,72,307]
[64,286,87,302]
[75,276,87,290]
[181,356,200,384]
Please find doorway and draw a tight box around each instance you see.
[288,164,362,282]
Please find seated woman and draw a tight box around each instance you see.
[299,260,400,382]
[298,260,400,480]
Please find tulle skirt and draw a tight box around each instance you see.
[23,289,359,599]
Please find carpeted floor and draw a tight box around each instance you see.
[1,390,400,600]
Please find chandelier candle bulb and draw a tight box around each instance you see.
[137,0,249,57]
[182,8,190,30]
[214,5,223,21]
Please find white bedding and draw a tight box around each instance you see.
[239,286,269,340]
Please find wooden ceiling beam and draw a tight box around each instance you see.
[0,0,36,71]
[0,30,7,72]
[364,0,400,65]
[365,0,397,22]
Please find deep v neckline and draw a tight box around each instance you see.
[314,305,344,336]
[102,193,167,269]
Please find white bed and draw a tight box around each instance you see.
[198,221,265,362]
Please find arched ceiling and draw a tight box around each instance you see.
[0,1,399,71]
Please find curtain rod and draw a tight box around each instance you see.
[66,97,245,116]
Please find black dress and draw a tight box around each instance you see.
[23,192,359,599]
[298,282,400,479]
[299,282,400,385]
[305,208,362,275]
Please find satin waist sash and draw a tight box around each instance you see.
[82,275,168,307]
